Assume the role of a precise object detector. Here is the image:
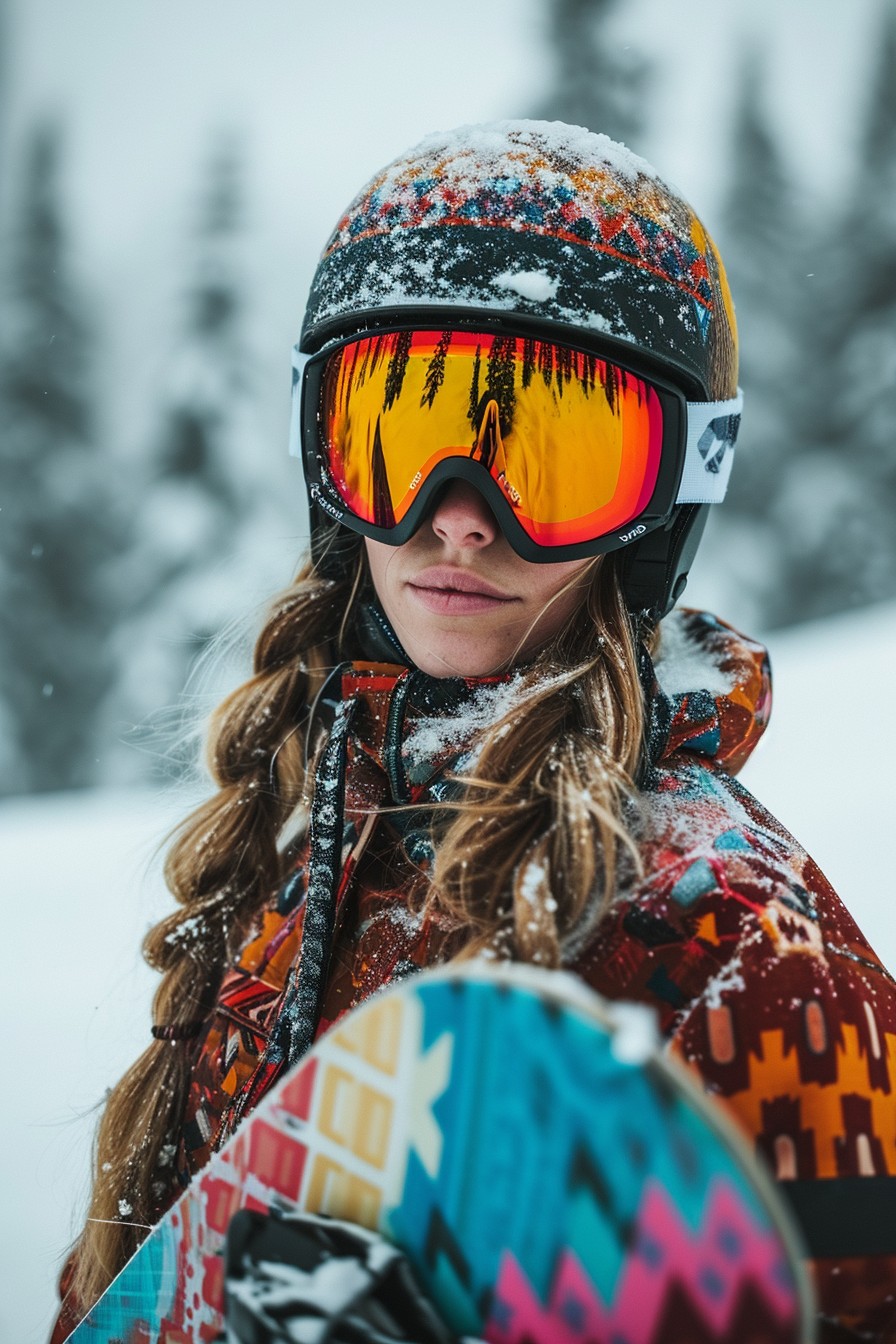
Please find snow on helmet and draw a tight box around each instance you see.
[298,120,740,617]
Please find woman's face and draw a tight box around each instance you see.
[364,480,593,677]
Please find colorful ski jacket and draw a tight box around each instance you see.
[62,609,896,1342]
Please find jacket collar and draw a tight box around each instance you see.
[340,662,511,803]
[337,604,772,791]
[644,609,772,776]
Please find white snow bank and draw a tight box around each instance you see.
[0,787,186,1344]
[739,598,896,973]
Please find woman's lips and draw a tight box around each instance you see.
[407,567,518,615]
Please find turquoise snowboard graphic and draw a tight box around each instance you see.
[71,963,815,1342]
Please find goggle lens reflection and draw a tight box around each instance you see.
[319,330,665,546]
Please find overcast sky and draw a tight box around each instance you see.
[6,0,885,252]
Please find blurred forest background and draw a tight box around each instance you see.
[1,0,895,798]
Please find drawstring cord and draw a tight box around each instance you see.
[270,692,359,1067]
[221,690,359,1137]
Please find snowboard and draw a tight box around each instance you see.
[70,963,816,1343]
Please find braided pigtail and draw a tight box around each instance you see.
[70,556,362,1313]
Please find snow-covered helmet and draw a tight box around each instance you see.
[295,120,740,618]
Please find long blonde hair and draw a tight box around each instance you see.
[71,546,652,1312]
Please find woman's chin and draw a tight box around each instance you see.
[403,632,515,679]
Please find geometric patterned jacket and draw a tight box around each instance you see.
[159,609,896,1342]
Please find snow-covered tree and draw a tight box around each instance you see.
[106,131,289,779]
[0,122,124,793]
[772,4,896,625]
[532,0,650,147]
[695,49,814,629]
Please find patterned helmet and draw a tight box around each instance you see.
[299,120,740,616]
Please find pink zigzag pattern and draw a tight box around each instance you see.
[485,1177,796,1344]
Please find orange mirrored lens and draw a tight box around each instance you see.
[321,330,663,544]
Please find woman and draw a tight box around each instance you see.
[56,121,896,1342]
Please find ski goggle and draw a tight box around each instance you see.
[291,327,742,561]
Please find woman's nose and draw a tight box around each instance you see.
[429,479,499,550]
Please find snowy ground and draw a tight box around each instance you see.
[0,788,189,1343]
[737,601,896,966]
[3,601,894,1343]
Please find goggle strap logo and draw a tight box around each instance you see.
[309,482,345,522]
[677,389,743,505]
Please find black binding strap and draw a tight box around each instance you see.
[781,1177,896,1258]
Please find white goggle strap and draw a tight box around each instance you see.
[676,388,744,504]
[288,346,311,458]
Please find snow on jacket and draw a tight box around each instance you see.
[97,611,896,1340]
